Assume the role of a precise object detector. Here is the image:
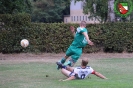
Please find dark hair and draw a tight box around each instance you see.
[81,58,89,66]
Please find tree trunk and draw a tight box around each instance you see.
[107,0,115,22]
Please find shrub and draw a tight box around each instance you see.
[0,14,133,53]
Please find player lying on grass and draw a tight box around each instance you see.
[56,58,107,81]
[57,21,94,69]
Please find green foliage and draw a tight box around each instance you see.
[75,0,108,22]
[0,0,70,22]
[75,0,133,22]
[88,22,133,53]
[0,13,31,27]
[0,0,32,14]
[26,23,74,53]
[0,14,133,53]
[31,0,70,23]
[0,28,23,53]
[0,14,31,53]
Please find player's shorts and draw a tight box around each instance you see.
[63,69,74,77]
[66,45,82,63]
[69,71,79,79]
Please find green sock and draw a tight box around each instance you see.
[64,61,71,66]
[60,57,66,64]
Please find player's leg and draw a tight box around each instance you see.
[59,55,69,64]
[57,46,73,69]
[56,62,73,77]
[61,68,71,77]
[64,48,82,67]
[57,55,69,70]
[57,46,72,64]
[56,62,74,72]
[66,66,74,72]
[61,66,74,77]
[64,58,75,67]
[61,67,76,79]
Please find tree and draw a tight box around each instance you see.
[31,0,70,23]
[0,0,32,14]
[74,0,133,23]
[74,0,108,22]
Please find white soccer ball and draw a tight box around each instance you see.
[20,39,29,48]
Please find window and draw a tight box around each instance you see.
[71,16,73,21]
[85,16,88,21]
[91,18,93,21]
[66,19,67,23]
[88,18,90,21]
[80,16,81,21]
[77,16,78,21]
[83,16,84,21]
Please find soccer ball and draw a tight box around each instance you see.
[20,39,29,48]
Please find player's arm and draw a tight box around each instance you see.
[93,71,108,79]
[82,32,94,45]
[62,76,76,81]
[70,26,75,36]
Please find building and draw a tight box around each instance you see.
[64,0,99,23]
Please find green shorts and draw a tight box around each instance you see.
[66,45,82,63]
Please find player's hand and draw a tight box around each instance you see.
[59,79,63,81]
[70,26,75,33]
[104,77,108,79]
[59,79,67,81]
[88,41,94,46]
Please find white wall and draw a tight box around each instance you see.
[64,0,100,24]
[70,0,82,10]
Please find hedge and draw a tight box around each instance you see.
[0,14,133,53]
[88,23,133,53]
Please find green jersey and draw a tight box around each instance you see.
[71,27,88,48]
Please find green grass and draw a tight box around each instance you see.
[0,58,133,88]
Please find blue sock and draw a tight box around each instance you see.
[62,65,67,69]
[57,58,66,70]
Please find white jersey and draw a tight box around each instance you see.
[72,66,94,79]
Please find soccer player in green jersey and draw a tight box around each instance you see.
[57,21,94,69]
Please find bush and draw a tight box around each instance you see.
[0,14,133,53]
[0,13,31,27]
[0,13,31,53]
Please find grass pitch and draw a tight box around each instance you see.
[0,58,133,88]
